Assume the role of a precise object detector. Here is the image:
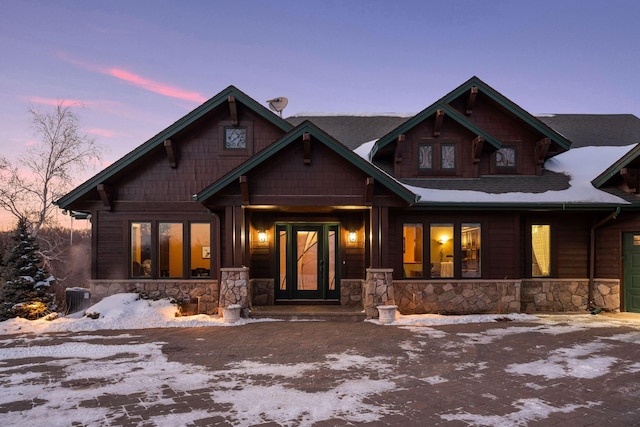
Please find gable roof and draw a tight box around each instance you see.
[193,121,418,205]
[286,115,410,150]
[55,85,293,210]
[371,76,573,159]
[592,143,640,188]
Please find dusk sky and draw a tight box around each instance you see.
[1,0,639,227]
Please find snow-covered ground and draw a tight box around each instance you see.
[1,294,639,426]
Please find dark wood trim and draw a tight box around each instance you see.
[466,86,478,115]
[395,134,405,163]
[620,168,638,193]
[471,136,484,177]
[228,95,238,126]
[240,175,249,205]
[365,177,374,206]
[535,138,551,175]
[224,206,234,267]
[97,184,112,210]
[433,109,445,137]
[370,206,380,267]
[163,139,177,168]
[303,132,311,165]
[234,205,244,267]
[380,206,389,266]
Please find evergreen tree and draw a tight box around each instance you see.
[0,218,55,320]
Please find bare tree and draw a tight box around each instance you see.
[0,102,104,236]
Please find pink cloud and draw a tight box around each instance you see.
[28,97,83,107]
[87,128,116,138]
[106,68,207,103]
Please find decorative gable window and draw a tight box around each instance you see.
[220,121,253,156]
[496,147,516,168]
[418,141,456,174]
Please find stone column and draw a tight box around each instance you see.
[364,268,395,318]
[219,267,249,315]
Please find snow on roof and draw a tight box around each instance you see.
[353,141,637,205]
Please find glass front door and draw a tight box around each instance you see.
[276,224,339,301]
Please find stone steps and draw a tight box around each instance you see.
[248,305,366,322]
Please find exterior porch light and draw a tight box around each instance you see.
[348,230,357,243]
[258,230,267,243]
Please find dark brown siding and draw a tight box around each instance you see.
[596,213,640,278]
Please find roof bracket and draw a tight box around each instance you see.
[535,137,551,175]
[97,184,112,210]
[303,132,311,165]
[471,136,484,177]
[620,168,638,193]
[433,109,445,137]
[228,95,238,126]
[164,139,177,168]
[466,86,478,115]
[395,134,405,163]
[239,175,249,205]
[365,177,374,205]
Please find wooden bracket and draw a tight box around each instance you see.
[535,138,551,175]
[433,109,445,137]
[620,168,638,193]
[97,184,112,210]
[164,139,177,168]
[466,86,478,115]
[472,136,484,164]
[239,175,249,205]
[228,95,238,126]
[303,133,311,165]
[395,134,405,163]
[365,177,374,205]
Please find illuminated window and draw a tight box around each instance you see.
[131,222,152,278]
[431,224,454,278]
[159,223,183,278]
[531,224,551,277]
[461,224,481,278]
[403,224,423,278]
[190,223,210,277]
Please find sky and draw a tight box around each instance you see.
[1,0,639,227]
[1,293,640,425]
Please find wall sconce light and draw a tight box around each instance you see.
[348,230,357,243]
[438,236,449,245]
[258,230,267,243]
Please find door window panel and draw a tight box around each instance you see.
[531,224,551,276]
[297,231,318,291]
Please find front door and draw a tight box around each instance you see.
[623,232,640,312]
[276,223,339,301]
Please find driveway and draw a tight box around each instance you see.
[1,314,640,426]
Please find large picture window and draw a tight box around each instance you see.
[531,224,551,277]
[431,224,454,278]
[130,221,212,279]
[403,224,423,278]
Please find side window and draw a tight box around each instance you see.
[190,223,211,277]
[531,224,551,277]
[403,224,423,278]
[418,145,433,170]
[441,144,456,169]
[461,223,481,278]
[496,147,516,168]
[417,140,456,175]
[131,222,152,277]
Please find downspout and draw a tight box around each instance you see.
[589,207,620,311]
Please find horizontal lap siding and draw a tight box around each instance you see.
[596,215,640,279]
[556,216,590,278]
[484,213,520,279]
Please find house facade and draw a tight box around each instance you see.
[56,77,640,317]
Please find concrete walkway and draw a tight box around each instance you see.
[1,314,640,425]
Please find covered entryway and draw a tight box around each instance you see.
[275,223,339,302]
[623,232,640,312]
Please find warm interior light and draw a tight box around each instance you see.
[258,231,267,243]
[348,231,357,243]
[438,236,449,245]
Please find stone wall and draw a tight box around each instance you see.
[521,279,620,313]
[250,278,274,306]
[394,280,521,314]
[219,267,249,310]
[363,269,395,318]
[89,280,219,314]
[340,279,363,307]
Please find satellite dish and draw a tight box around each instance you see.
[267,97,288,117]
